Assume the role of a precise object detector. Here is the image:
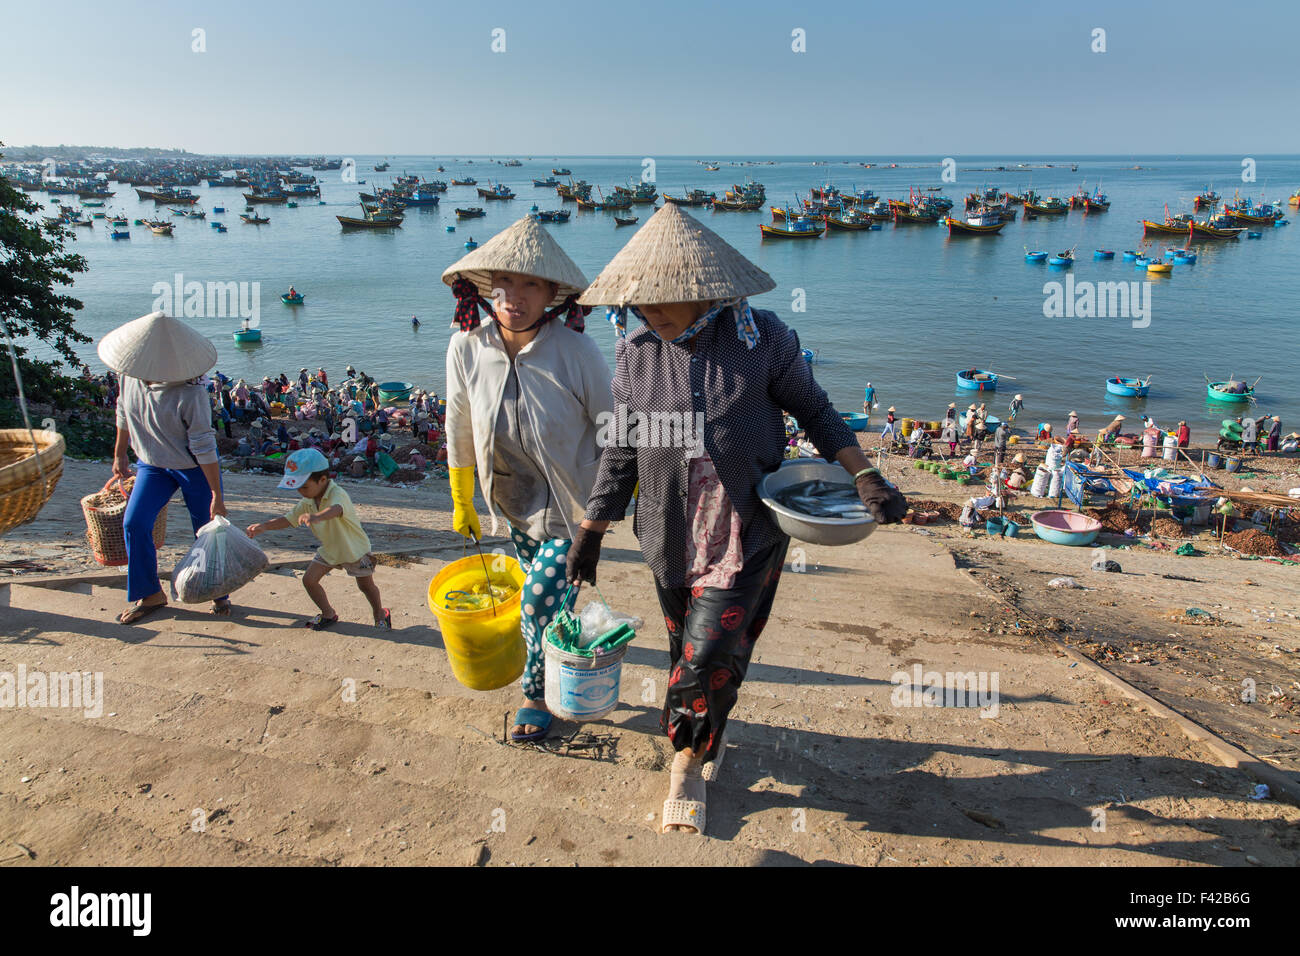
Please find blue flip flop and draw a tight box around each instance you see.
[511,707,553,742]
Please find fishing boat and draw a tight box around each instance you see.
[1094,249,1115,259]
[1047,250,1074,266]
[1025,250,1048,262]
[759,217,825,239]
[825,208,876,230]
[394,183,442,207]
[801,348,815,363]
[1083,194,1110,213]
[1141,213,1194,236]
[337,210,404,229]
[1221,201,1284,225]
[377,381,415,403]
[476,183,515,200]
[892,203,940,224]
[281,293,305,305]
[1147,261,1173,274]
[552,168,571,176]
[945,208,1006,235]
[373,161,390,171]
[1205,379,1256,403]
[240,213,269,224]
[1106,376,1150,397]
[455,206,486,219]
[148,223,174,235]
[662,188,715,206]
[233,328,262,343]
[1189,219,1244,241]
[1194,188,1220,209]
[955,369,999,391]
[243,191,288,204]
[1023,197,1069,216]
[532,209,571,223]
[532,178,560,188]
[1121,250,1140,260]
[110,228,130,240]
[613,215,638,226]
[612,182,659,204]
[450,177,477,186]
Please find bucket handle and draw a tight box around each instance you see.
[467,531,498,616]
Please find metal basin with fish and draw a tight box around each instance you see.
[757,459,877,546]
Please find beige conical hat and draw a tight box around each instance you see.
[578,203,776,306]
[97,311,217,381]
[441,216,587,307]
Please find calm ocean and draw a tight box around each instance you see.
[40,154,1299,437]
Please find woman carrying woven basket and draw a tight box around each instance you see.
[441,217,614,742]
[565,205,908,835]
[99,311,231,624]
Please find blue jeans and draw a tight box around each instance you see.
[124,463,222,602]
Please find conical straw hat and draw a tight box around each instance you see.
[97,311,217,382]
[578,204,776,307]
[441,216,587,307]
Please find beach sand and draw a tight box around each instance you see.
[1,453,1298,866]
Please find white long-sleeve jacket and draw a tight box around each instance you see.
[444,319,614,539]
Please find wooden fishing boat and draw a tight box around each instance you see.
[662,189,715,206]
[1189,219,1243,241]
[1221,205,1282,225]
[892,204,940,224]
[373,161,390,171]
[945,209,1006,235]
[233,328,262,343]
[759,218,825,239]
[455,207,486,219]
[1194,189,1220,209]
[337,211,404,229]
[1083,195,1110,212]
[1023,198,1069,215]
[552,168,571,176]
[149,223,174,235]
[1106,376,1150,397]
[1206,379,1255,403]
[240,213,269,224]
[532,178,560,188]
[825,211,877,230]
[450,177,477,186]
[712,197,763,211]
[1141,215,1192,236]
[955,369,998,391]
[476,183,515,200]
[613,215,638,226]
[243,192,288,204]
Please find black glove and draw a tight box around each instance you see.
[566,526,605,585]
[855,469,908,524]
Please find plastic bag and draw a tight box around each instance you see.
[577,602,644,649]
[170,516,269,603]
[1048,577,1082,589]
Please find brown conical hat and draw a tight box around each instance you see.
[97,311,217,381]
[578,203,776,306]
[441,216,587,307]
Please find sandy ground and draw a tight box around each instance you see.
[1,455,1298,866]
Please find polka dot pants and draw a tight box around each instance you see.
[508,525,574,701]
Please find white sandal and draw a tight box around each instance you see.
[662,751,707,835]
[701,730,729,783]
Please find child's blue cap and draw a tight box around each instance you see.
[279,447,330,489]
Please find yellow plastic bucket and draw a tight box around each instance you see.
[900,418,914,437]
[427,555,526,691]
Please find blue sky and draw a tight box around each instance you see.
[3,0,1297,155]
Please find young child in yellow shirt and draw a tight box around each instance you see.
[247,448,391,630]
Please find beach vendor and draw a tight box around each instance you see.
[1037,422,1053,442]
[1008,394,1024,422]
[1007,453,1027,490]
[940,420,958,455]
[1066,410,1079,435]
[100,311,232,624]
[566,205,907,835]
[442,216,614,743]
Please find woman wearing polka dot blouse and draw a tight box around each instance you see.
[442,218,614,742]
[568,206,908,834]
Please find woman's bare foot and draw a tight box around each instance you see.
[511,698,550,738]
[118,592,167,625]
[663,749,706,833]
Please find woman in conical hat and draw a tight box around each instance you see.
[565,205,906,834]
[99,311,231,624]
[441,216,613,742]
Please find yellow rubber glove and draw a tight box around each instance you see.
[448,466,481,540]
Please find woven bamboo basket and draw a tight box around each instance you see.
[80,476,167,566]
[0,428,66,536]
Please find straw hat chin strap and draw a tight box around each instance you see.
[607,296,759,348]
[450,276,589,333]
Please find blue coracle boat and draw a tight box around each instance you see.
[1106,376,1150,397]
[956,368,998,391]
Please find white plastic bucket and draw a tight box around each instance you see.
[543,641,627,721]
